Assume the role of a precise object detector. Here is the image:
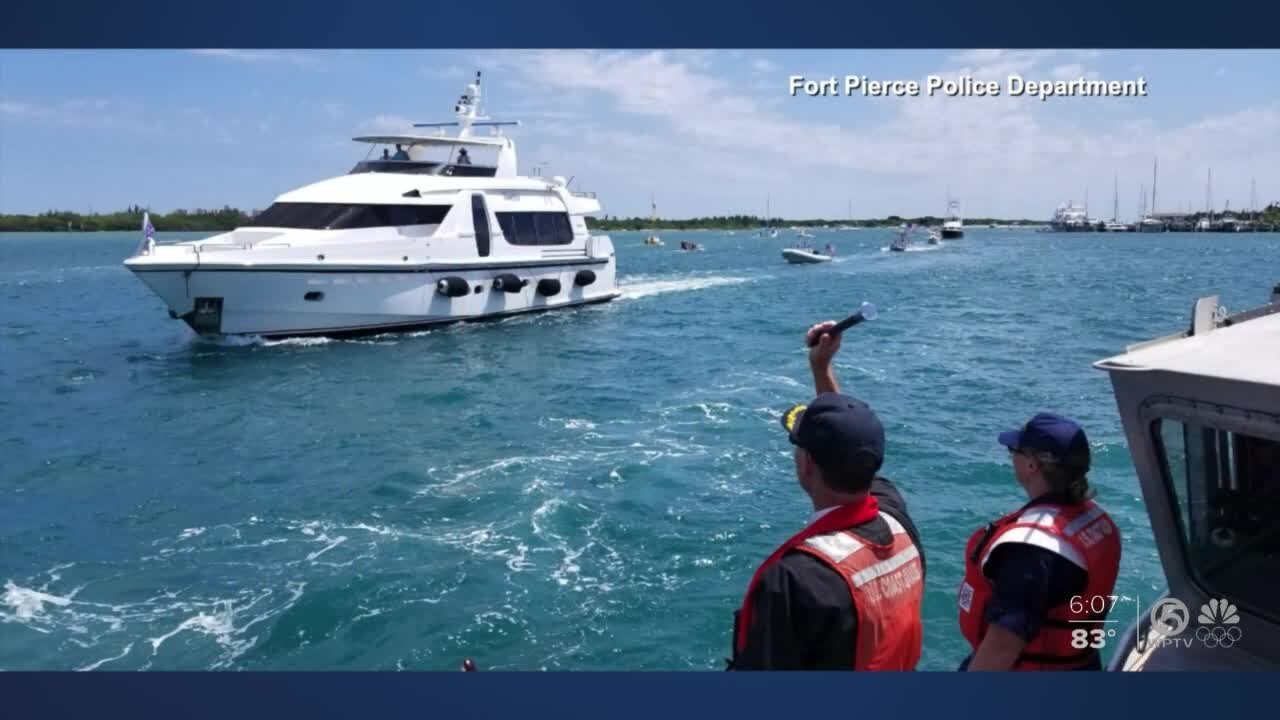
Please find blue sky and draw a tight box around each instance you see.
[2,49,1277,220]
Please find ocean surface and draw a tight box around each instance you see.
[3,228,1278,671]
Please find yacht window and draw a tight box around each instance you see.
[471,194,491,258]
[1153,418,1280,620]
[494,211,574,246]
[250,203,450,230]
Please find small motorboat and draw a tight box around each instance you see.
[889,237,909,252]
[927,230,941,245]
[644,235,664,246]
[782,247,832,264]
[679,241,702,252]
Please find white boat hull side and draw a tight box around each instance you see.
[129,259,619,336]
[782,249,831,264]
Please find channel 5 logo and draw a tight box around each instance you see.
[1150,597,1243,648]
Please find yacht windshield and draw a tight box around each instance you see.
[348,143,497,177]
[249,203,451,230]
[1154,417,1280,620]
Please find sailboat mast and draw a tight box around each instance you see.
[1151,158,1158,217]
[1113,175,1119,222]
[1207,169,1213,219]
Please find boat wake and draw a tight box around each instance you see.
[620,274,753,300]
[879,244,942,253]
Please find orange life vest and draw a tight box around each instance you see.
[956,499,1122,670]
[736,497,924,670]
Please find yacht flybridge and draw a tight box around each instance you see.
[124,73,620,338]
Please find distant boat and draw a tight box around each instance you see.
[1049,202,1091,231]
[942,194,964,239]
[645,195,662,246]
[796,228,815,239]
[927,229,941,245]
[782,247,832,264]
[756,197,778,238]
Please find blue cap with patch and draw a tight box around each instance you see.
[781,392,885,475]
[998,412,1091,470]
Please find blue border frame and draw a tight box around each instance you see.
[4,672,1274,718]
[5,0,1280,47]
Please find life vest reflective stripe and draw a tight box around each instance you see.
[734,497,881,659]
[792,511,924,670]
[956,499,1121,670]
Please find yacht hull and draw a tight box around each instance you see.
[129,259,619,338]
[941,228,964,239]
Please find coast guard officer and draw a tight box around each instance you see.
[957,413,1122,671]
[730,320,926,670]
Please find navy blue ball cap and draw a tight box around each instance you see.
[781,392,885,472]
[999,412,1091,469]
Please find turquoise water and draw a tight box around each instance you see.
[2,229,1278,671]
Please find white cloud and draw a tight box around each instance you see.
[0,97,162,133]
[752,58,779,73]
[189,49,321,69]
[420,64,467,80]
[1051,63,1085,79]
[489,50,1280,218]
[358,114,415,133]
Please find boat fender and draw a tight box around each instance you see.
[574,270,597,287]
[492,273,527,293]
[536,278,562,296]
[436,276,470,297]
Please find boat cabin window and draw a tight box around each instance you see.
[1154,418,1280,620]
[495,211,574,246]
[249,202,451,230]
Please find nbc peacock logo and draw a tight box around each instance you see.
[1194,598,1243,649]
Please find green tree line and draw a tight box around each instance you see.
[584,214,1046,231]
[3,204,1276,233]
[0,206,253,232]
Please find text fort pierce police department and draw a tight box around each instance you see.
[789,75,1148,101]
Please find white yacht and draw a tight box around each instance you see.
[1050,202,1091,231]
[941,198,964,239]
[1137,216,1167,233]
[124,73,620,338]
[1097,285,1280,670]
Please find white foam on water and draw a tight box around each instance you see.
[260,336,334,347]
[145,583,306,668]
[3,581,74,621]
[78,643,134,671]
[620,274,752,300]
[177,527,206,540]
[305,535,348,562]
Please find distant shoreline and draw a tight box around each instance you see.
[0,207,1047,233]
